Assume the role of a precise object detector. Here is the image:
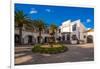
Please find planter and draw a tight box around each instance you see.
[32,44,68,54]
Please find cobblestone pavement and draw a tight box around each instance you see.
[15,43,94,65]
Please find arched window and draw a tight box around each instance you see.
[87,35,93,43]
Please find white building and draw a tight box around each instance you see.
[57,19,93,44]
[15,27,50,45]
[85,28,94,43]
[15,19,94,45]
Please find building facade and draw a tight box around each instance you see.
[57,19,93,44]
[15,27,50,45]
[15,19,94,45]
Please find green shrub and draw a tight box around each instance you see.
[32,44,68,54]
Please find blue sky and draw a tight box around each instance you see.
[15,3,94,29]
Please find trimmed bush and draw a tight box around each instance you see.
[32,44,68,54]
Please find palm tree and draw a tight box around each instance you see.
[15,10,32,44]
[32,20,47,43]
[49,23,58,47]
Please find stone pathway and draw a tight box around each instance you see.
[15,43,94,65]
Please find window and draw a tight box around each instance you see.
[59,29,61,33]
[84,35,86,38]
[62,35,65,41]
[72,24,76,31]
[72,35,77,40]
[67,34,70,40]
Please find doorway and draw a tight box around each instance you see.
[87,35,93,43]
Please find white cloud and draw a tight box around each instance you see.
[30,8,38,14]
[87,19,91,23]
[30,10,37,14]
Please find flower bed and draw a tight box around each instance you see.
[32,44,68,54]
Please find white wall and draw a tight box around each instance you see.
[87,32,94,36]
[60,20,71,33]
[59,19,87,44]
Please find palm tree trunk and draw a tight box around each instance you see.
[19,27,23,45]
[39,29,42,43]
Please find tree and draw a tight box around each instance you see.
[32,20,47,43]
[15,10,32,44]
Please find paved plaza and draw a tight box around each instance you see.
[15,43,94,65]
